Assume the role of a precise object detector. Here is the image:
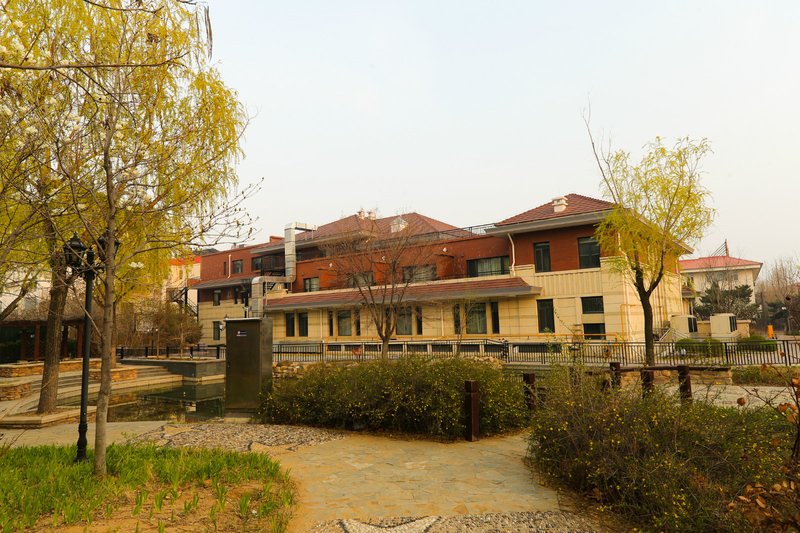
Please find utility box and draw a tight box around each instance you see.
[671,315,698,336]
[710,313,738,340]
[225,317,273,413]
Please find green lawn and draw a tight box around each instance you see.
[0,442,293,531]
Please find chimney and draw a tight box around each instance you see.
[552,196,568,213]
[368,209,377,220]
[357,209,366,220]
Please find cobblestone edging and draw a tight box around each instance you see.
[310,511,603,532]
[130,422,345,451]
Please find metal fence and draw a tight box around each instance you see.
[117,344,226,360]
[117,339,800,367]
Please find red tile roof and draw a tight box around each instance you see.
[264,277,537,310]
[295,212,459,243]
[496,193,614,226]
[679,256,762,271]
[193,275,253,290]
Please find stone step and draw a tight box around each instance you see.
[28,366,177,392]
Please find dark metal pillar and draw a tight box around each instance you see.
[75,250,95,463]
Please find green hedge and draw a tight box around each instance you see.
[528,367,790,532]
[675,337,724,356]
[259,357,529,440]
[736,335,778,352]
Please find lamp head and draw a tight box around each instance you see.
[63,234,86,268]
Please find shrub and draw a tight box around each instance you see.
[737,335,779,352]
[259,357,528,439]
[528,366,790,532]
[732,365,800,386]
[674,337,724,357]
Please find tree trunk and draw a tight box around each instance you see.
[93,253,115,476]
[380,337,389,361]
[37,261,68,414]
[641,292,655,366]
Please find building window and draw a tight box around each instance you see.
[234,286,240,304]
[298,312,309,337]
[490,301,500,334]
[537,299,555,333]
[467,256,510,277]
[355,309,361,336]
[396,307,412,335]
[304,277,320,292]
[581,296,604,314]
[232,260,243,274]
[285,313,295,337]
[212,290,221,306]
[729,316,737,332]
[688,316,698,333]
[466,303,487,334]
[337,310,352,336]
[213,321,221,341]
[403,265,436,282]
[415,307,423,335]
[534,242,551,273]
[328,311,334,336]
[453,304,461,334]
[578,237,601,269]
[252,257,263,273]
[348,272,374,288]
[583,323,606,340]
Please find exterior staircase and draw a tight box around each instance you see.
[28,365,179,394]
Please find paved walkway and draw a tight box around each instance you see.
[1,420,166,448]
[271,433,561,532]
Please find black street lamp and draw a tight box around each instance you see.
[63,233,118,462]
[63,234,94,462]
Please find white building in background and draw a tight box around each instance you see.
[679,251,762,305]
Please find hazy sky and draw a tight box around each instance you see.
[209,1,799,265]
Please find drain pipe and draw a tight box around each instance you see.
[507,234,516,276]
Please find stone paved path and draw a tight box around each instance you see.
[269,432,563,532]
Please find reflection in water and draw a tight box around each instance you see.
[60,382,225,423]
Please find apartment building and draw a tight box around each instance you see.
[195,194,685,345]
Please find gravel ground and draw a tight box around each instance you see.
[130,422,344,451]
[309,511,605,532]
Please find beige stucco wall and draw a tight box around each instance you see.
[198,300,247,344]
[265,257,683,344]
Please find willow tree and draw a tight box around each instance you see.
[1,0,251,475]
[590,135,714,366]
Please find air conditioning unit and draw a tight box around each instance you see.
[710,313,737,339]
[671,314,698,336]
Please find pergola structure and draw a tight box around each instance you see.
[0,317,85,362]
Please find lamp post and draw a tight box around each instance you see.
[63,234,94,462]
[63,232,119,462]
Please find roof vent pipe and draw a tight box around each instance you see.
[552,196,568,213]
[284,222,316,284]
